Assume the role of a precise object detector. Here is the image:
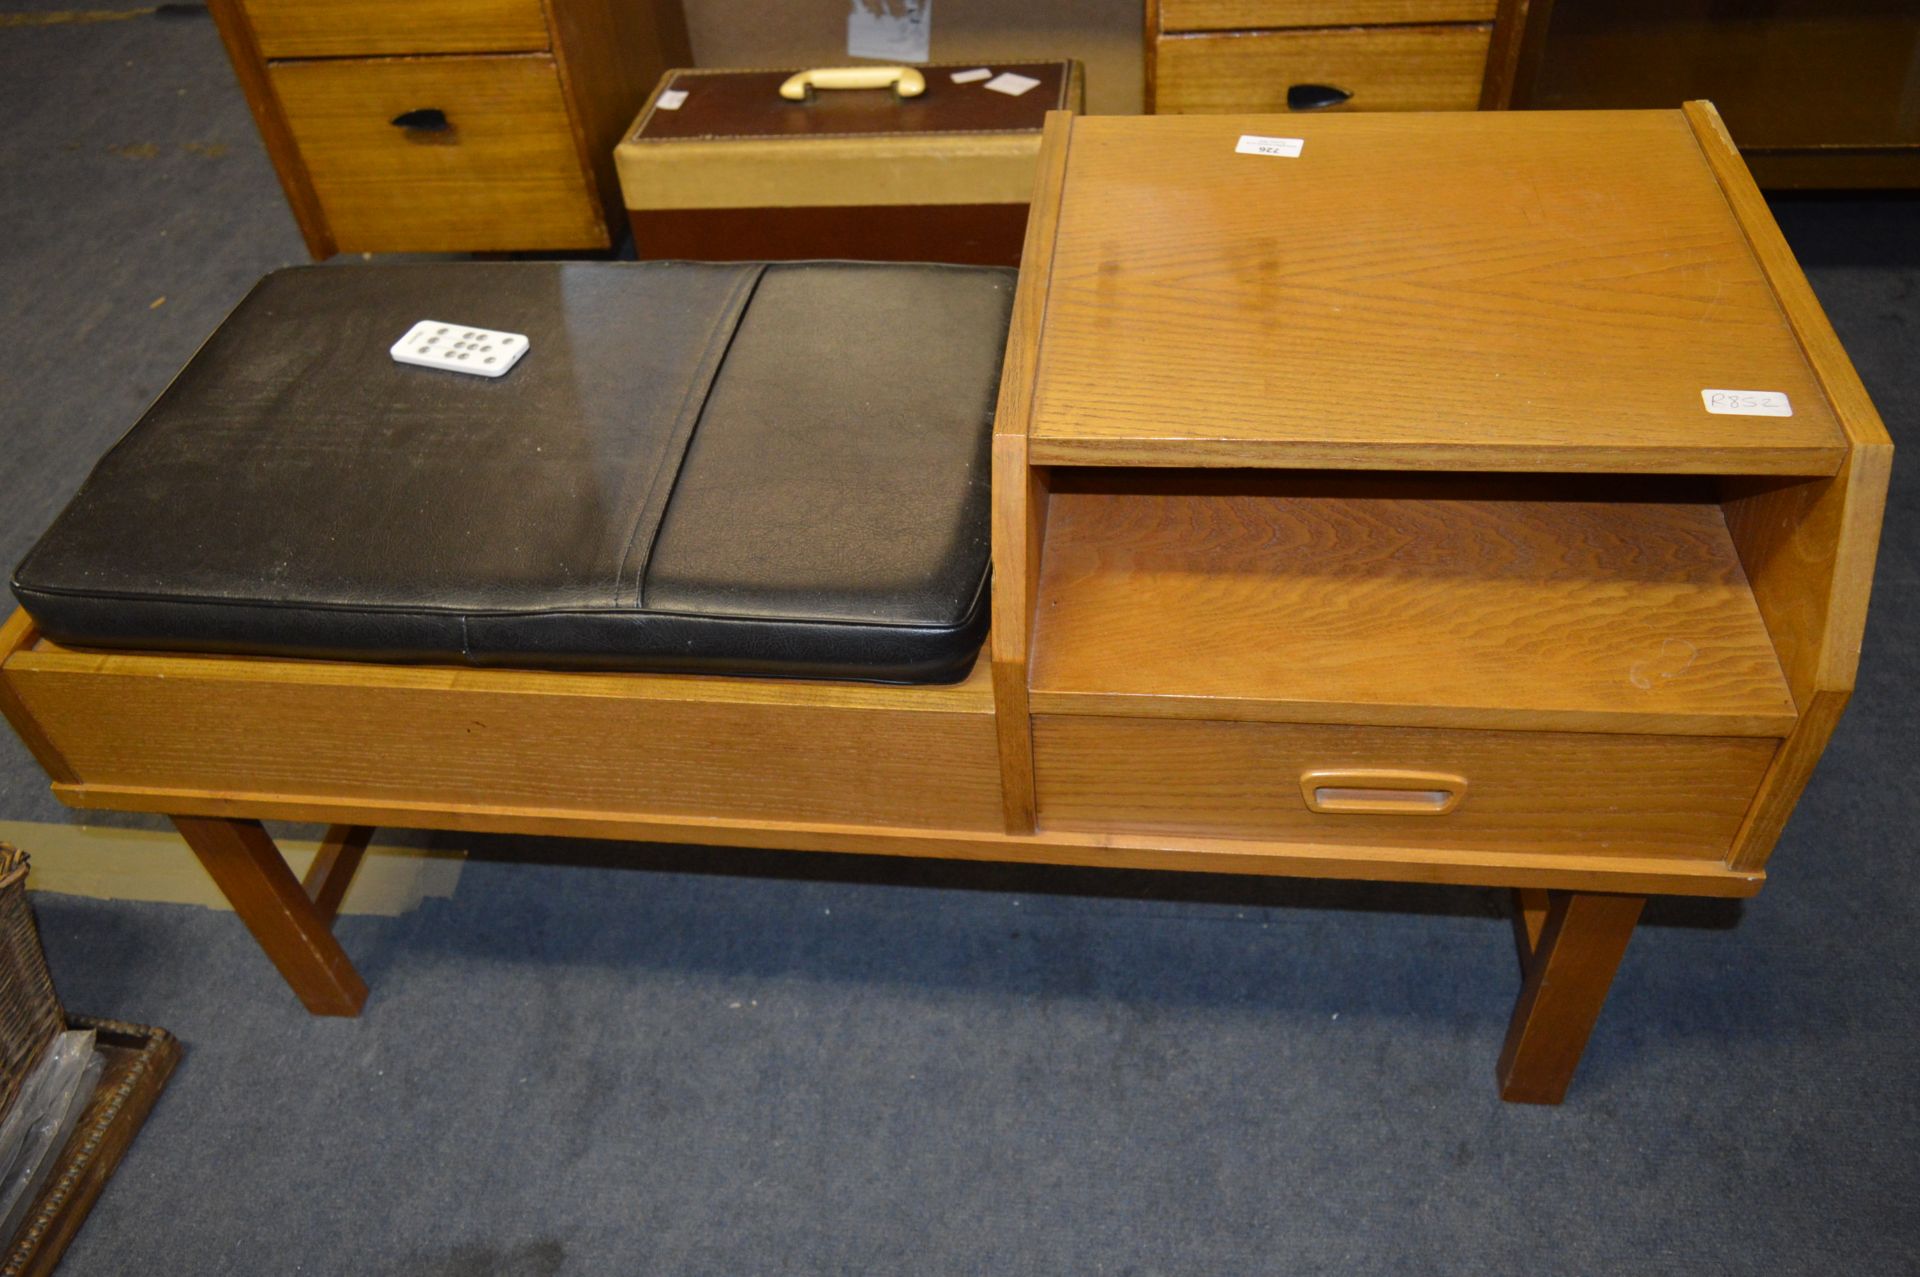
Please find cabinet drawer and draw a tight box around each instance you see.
[1159,0,1496,31]
[1154,25,1491,114]
[1034,717,1776,860]
[244,0,550,58]
[269,55,605,254]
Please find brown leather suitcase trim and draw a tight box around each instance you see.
[627,62,1074,144]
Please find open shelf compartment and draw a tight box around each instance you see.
[1028,469,1797,738]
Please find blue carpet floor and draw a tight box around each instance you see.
[2,6,1917,1274]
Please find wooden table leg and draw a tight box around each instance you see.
[1510,886,1550,970]
[1496,889,1644,1105]
[171,816,369,1017]
[302,823,373,924]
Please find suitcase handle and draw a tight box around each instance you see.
[779,66,927,102]
[1299,770,1467,815]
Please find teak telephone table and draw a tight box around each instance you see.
[0,105,1889,1103]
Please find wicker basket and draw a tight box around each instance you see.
[0,849,63,1123]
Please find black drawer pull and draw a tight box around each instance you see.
[1287,84,1352,111]
[391,108,452,137]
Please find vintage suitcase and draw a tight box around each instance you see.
[12,261,1014,683]
[615,61,1082,265]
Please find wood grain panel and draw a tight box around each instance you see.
[243,0,550,58]
[548,0,690,226]
[989,112,1073,833]
[1029,112,1847,474]
[1030,476,1796,735]
[1688,103,1894,704]
[1477,0,1533,109]
[1159,0,1496,32]
[1154,25,1491,115]
[1684,102,1894,873]
[207,0,334,258]
[0,612,75,784]
[46,781,1765,898]
[8,645,1004,833]
[270,54,605,253]
[1034,715,1776,859]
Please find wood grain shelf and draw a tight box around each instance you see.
[1029,472,1796,736]
[1028,112,1849,475]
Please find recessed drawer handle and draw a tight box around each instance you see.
[391,108,453,139]
[1287,83,1352,111]
[1301,770,1467,815]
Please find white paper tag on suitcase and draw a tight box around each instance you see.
[655,88,688,110]
[951,68,992,84]
[847,0,931,63]
[391,322,529,378]
[984,71,1041,97]
[1701,388,1792,417]
[1236,134,1304,158]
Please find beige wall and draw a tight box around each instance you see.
[683,0,1145,115]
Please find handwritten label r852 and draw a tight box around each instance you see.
[1701,389,1792,418]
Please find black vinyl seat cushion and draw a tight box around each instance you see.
[12,261,1014,682]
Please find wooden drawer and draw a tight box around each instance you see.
[244,0,550,59]
[1159,0,1496,31]
[1033,716,1777,860]
[269,55,605,254]
[1154,25,1491,114]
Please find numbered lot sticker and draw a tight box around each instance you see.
[1236,135,1304,158]
[1701,389,1793,417]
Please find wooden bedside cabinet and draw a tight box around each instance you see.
[209,0,690,257]
[993,105,1890,1101]
[1146,0,1531,114]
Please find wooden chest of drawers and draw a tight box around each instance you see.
[1146,0,1526,114]
[209,0,689,256]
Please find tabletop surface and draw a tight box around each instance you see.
[1027,111,1848,474]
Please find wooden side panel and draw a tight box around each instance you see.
[0,614,75,785]
[10,652,1004,833]
[1478,0,1534,109]
[1144,0,1161,111]
[1689,100,1892,701]
[548,0,691,231]
[1685,102,1894,872]
[991,440,1049,833]
[989,112,1074,833]
[1154,25,1491,115]
[269,54,606,254]
[1034,715,1777,860]
[206,0,334,258]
